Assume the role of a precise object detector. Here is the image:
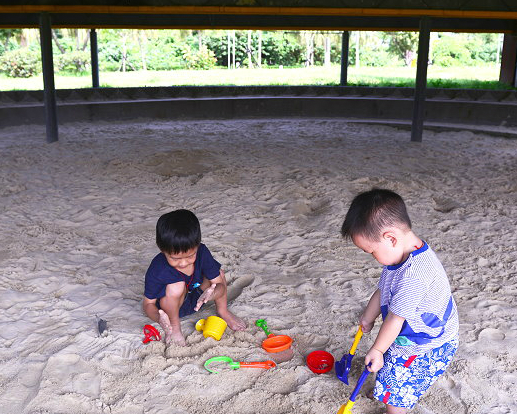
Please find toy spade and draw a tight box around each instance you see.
[255,319,293,353]
[335,325,363,384]
[337,364,371,414]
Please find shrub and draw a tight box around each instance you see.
[98,37,124,70]
[0,48,41,78]
[359,50,395,67]
[204,34,232,67]
[432,35,473,67]
[468,34,498,63]
[261,33,304,67]
[204,32,250,67]
[146,41,184,70]
[54,51,90,74]
[182,45,217,69]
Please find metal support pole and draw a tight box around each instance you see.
[90,28,99,88]
[499,34,517,86]
[340,31,349,86]
[411,17,431,143]
[39,12,58,143]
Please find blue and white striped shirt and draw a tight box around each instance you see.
[378,242,459,357]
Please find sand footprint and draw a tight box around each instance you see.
[428,377,470,414]
[227,273,255,302]
[294,333,330,356]
[0,359,46,412]
[40,353,101,399]
[432,197,461,213]
[477,327,505,342]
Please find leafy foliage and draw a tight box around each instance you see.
[182,45,216,69]
[0,29,505,80]
[261,32,304,66]
[0,29,21,55]
[432,34,473,67]
[0,48,41,78]
[467,33,499,63]
[145,38,184,70]
[54,51,90,74]
[384,32,419,66]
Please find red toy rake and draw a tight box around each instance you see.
[142,324,161,343]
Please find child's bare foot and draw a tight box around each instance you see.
[218,310,247,331]
[170,330,187,346]
[158,310,187,346]
[158,310,173,342]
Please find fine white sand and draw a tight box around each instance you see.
[0,119,516,414]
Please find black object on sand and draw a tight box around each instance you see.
[96,315,108,337]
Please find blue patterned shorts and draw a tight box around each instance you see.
[373,338,459,408]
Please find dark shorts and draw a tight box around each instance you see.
[156,287,204,318]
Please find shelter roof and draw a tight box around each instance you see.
[1,1,517,32]
[0,1,515,11]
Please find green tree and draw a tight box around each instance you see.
[384,31,419,66]
[260,32,303,67]
[432,33,473,67]
[467,33,498,63]
[182,44,217,69]
[0,29,22,54]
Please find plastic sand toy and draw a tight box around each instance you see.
[142,325,161,343]
[195,315,228,341]
[306,350,335,374]
[335,325,363,384]
[255,319,293,353]
[337,365,371,414]
[204,356,276,374]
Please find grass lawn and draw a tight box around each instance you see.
[0,64,509,91]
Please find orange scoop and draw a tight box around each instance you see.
[256,319,293,353]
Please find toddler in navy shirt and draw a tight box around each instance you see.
[143,209,246,345]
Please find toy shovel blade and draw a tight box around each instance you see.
[335,326,363,384]
[335,353,354,384]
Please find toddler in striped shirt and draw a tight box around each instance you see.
[341,188,459,414]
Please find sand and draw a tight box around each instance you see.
[0,118,516,414]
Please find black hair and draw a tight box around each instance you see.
[156,209,201,254]
[341,189,411,241]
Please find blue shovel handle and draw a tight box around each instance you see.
[349,365,371,402]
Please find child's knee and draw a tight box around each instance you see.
[386,404,407,414]
[201,276,225,291]
[159,293,184,311]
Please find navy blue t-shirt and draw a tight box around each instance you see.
[144,243,221,300]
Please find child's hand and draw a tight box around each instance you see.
[194,283,216,311]
[364,347,384,373]
[359,319,375,333]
